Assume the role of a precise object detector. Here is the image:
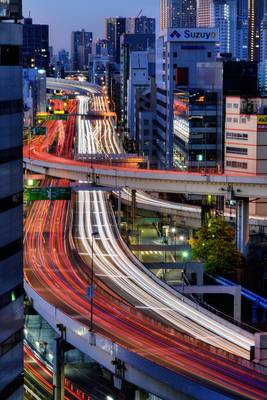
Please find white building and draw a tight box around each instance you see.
[156,27,218,167]
[127,51,151,140]
[225,95,267,215]
[225,96,267,175]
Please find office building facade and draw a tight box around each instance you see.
[155,27,218,167]
[248,0,264,62]
[197,0,214,27]
[126,16,156,34]
[214,0,237,56]
[173,89,218,170]
[225,96,267,175]
[236,0,249,60]
[105,17,126,63]
[259,1,267,94]
[127,51,151,140]
[160,0,197,30]
[22,17,49,70]
[0,12,24,400]
[71,30,93,71]
[120,33,155,129]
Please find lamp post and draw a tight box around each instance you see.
[171,227,177,261]
[89,230,99,334]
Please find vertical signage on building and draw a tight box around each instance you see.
[257,115,267,131]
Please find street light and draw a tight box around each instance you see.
[171,227,177,261]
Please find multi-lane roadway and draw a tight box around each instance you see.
[24,83,267,400]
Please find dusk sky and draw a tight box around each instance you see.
[23,0,159,53]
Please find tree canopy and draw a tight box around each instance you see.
[189,217,244,276]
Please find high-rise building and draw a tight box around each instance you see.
[214,0,237,56]
[0,4,24,399]
[156,27,218,167]
[127,51,152,139]
[236,0,249,60]
[248,0,264,61]
[197,0,214,27]
[22,17,49,70]
[105,17,126,63]
[173,89,219,171]
[160,0,197,30]
[71,30,93,71]
[120,33,155,129]
[58,49,70,71]
[259,0,267,93]
[126,16,156,34]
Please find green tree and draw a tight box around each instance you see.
[189,217,244,276]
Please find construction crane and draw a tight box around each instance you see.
[136,9,143,18]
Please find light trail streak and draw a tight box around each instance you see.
[24,85,267,400]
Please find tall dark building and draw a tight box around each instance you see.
[0,3,24,399]
[71,30,93,70]
[22,17,49,70]
[105,17,126,63]
[126,16,156,34]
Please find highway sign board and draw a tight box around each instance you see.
[35,114,68,121]
[24,187,72,201]
[34,127,47,135]
[87,284,94,300]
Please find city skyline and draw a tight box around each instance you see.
[23,0,159,52]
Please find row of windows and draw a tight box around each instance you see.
[226,103,239,109]
[226,146,248,155]
[0,192,22,214]
[0,373,23,399]
[0,238,22,262]
[157,99,166,108]
[0,284,23,311]
[157,88,166,96]
[0,146,22,164]
[226,161,248,169]
[0,99,23,116]
[226,116,247,124]
[156,110,167,121]
[0,45,20,66]
[226,132,248,140]
[0,329,23,358]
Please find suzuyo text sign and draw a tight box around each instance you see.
[168,28,218,42]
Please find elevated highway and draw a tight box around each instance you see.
[24,81,267,399]
[23,156,267,199]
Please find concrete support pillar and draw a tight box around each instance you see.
[131,189,137,229]
[254,333,267,367]
[233,285,242,322]
[236,198,249,255]
[53,338,64,400]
